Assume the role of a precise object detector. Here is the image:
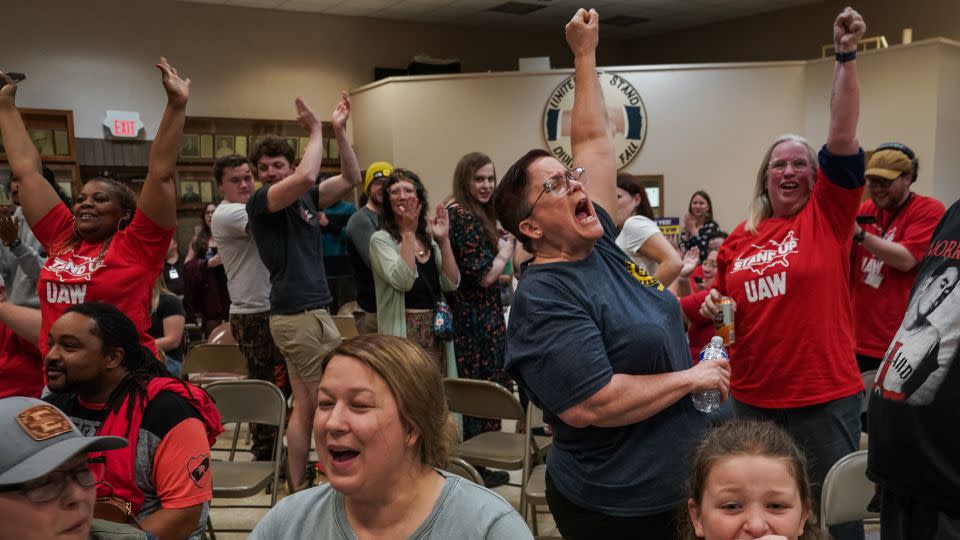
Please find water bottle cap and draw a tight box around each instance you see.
[710,336,724,346]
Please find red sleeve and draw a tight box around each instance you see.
[29,203,75,252]
[812,168,864,241]
[900,198,947,261]
[110,210,175,274]
[680,289,712,327]
[151,418,213,509]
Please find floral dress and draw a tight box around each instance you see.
[680,219,720,262]
[447,204,511,439]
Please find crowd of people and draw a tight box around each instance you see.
[0,6,957,540]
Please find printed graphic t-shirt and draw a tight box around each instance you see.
[868,199,960,510]
[852,194,945,358]
[506,205,709,517]
[711,147,865,408]
[32,204,173,357]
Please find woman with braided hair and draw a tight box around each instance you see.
[43,303,222,540]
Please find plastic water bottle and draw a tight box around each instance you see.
[693,336,728,413]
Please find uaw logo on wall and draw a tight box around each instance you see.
[543,71,647,170]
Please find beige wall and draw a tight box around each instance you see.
[624,0,960,64]
[352,39,959,230]
[351,63,807,230]
[3,0,619,139]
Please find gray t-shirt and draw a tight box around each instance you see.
[506,205,709,517]
[250,470,533,540]
[211,202,271,314]
[247,185,332,314]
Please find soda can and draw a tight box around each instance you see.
[713,296,735,346]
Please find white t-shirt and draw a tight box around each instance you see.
[211,202,271,314]
[615,215,661,276]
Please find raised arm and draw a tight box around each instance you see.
[567,9,617,213]
[138,58,188,230]
[0,74,61,227]
[317,93,362,208]
[430,204,461,289]
[826,8,865,156]
[265,98,324,213]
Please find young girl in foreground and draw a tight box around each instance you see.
[686,419,825,540]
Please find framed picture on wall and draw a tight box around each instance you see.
[215,135,235,158]
[53,129,70,156]
[200,134,214,159]
[200,182,214,203]
[29,129,55,155]
[180,134,201,159]
[235,135,247,157]
[248,135,266,153]
[298,136,309,159]
[284,137,298,157]
[180,180,201,203]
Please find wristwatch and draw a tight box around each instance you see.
[4,238,21,250]
[835,50,857,63]
[853,229,866,244]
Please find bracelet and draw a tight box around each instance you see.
[853,229,866,244]
[835,50,857,63]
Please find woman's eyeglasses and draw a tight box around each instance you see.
[524,167,586,220]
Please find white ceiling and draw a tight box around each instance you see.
[176,0,823,38]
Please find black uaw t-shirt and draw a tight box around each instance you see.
[868,198,960,510]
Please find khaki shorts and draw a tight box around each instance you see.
[269,308,341,382]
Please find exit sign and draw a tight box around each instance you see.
[103,110,145,139]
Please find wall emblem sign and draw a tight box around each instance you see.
[543,71,647,170]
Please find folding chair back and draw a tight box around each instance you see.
[820,450,879,530]
[332,315,359,339]
[445,457,483,485]
[337,301,359,317]
[208,322,236,345]
[181,344,247,386]
[443,378,524,421]
[522,403,551,536]
[206,380,287,513]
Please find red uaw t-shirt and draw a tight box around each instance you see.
[711,149,865,408]
[32,204,173,357]
[852,195,945,358]
[0,323,43,398]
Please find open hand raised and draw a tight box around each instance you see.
[0,72,19,107]
[295,97,322,134]
[331,92,351,131]
[156,57,190,108]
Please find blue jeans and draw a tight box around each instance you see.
[733,392,865,540]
